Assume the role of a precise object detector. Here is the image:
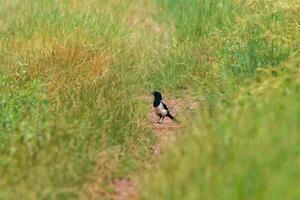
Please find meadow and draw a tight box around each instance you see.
[0,0,299,199]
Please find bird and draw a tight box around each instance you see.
[151,91,175,123]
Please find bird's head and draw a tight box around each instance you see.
[151,91,162,100]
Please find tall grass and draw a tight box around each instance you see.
[1,0,299,199]
[0,0,166,198]
[141,0,300,199]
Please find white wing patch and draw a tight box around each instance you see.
[154,102,168,116]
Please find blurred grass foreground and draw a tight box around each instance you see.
[0,0,300,199]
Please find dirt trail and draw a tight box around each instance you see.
[112,97,195,200]
[112,178,139,200]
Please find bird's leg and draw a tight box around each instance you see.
[157,115,162,124]
[161,117,165,124]
[157,117,161,124]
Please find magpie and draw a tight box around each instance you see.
[151,91,175,123]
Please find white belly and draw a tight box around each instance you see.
[154,103,168,116]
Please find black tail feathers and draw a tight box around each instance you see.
[167,113,175,121]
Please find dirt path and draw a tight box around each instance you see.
[111,97,194,200]
[112,178,139,200]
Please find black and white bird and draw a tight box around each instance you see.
[151,91,175,123]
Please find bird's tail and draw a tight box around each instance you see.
[167,113,176,121]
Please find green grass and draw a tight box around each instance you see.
[141,0,300,200]
[141,59,300,200]
[0,0,160,199]
[1,0,300,199]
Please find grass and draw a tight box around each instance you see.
[141,59,300,200]
[0,0,299,199]
[0,0,160,199]
[141,0,300,200]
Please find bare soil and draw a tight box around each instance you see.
[112,178,139,200]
